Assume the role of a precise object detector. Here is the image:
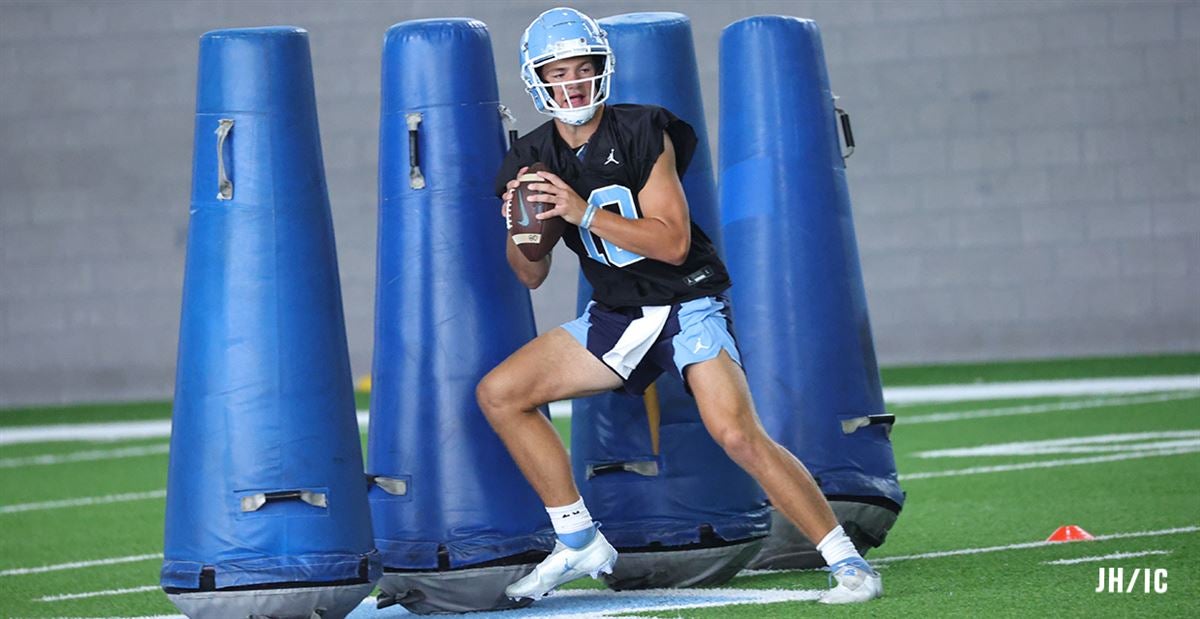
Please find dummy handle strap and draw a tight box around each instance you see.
[585,460,659,479]
[239,490,327,512]
[215,119,234,200]
[835,107,855,160]
[407,112,426,190]
[840,413,895,437]
[499,104,518,149]
[369,475,409,496]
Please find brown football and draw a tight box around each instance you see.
[510,162,565,262]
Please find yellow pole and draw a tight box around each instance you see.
[644,381,661,455]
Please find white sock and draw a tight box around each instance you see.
[816,525,862,567]
[546,497,593,538]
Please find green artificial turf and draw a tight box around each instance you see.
[0,354,1196,616]
[880,353,1199,386]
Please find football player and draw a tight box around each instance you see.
[478,7,882,605]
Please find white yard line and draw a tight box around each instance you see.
[871,526,1199,564]
[346,587,820,619]
[901,391,1199,424]
[1043,550,1173,565]
[900,445,1200,480]
[884,375,1200,404]
[548,401,571,419]
[12,525,1193,615]
[0,417,371,447]
[4,376,1195,434]
[0,553,163,577]
[0,444,170,468]
[915,430,1200,458]
[0,420,171,446]
[36,584,161,602]
[0,441,1182,516]
[546,377,1200,419]
[52,615,184,619]
[0,490,165,515]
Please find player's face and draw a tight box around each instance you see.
[540,56,598,110]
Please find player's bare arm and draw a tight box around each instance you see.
[529,132,692,265]
[501,165,552,287]
[507,234,551,288]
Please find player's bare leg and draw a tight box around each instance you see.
[686,350,882,603]
[685,350,837,540]
[477,327,622,600]
[477,327,620,506]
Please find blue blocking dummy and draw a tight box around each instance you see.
[570,13,770,591]
[162,27,379,619]
[368,19,550,614]
[719,16,904,569]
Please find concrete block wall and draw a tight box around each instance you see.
[840,0,1199,361]
[1,0,1196,406]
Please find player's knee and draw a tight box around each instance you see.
[475,372,512,420]
[476,369,540,424]
[716,420,780,472]
[712,424,758,467]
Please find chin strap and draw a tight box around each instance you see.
[552,109,596,125]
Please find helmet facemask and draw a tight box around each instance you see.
[523,54,612,126]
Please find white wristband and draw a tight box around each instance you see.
[579,202,599,230]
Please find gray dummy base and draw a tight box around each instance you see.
[166,582,374,619]
[747,501,899,570]
[376,563,536,615]
[603,538,764,590]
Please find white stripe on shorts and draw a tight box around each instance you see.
[601,305,671,379]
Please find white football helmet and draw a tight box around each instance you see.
[519,7,614,125]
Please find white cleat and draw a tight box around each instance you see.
[818,558,883,604]
[505,531,618,600]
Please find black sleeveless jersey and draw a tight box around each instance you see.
[495,104,731,308]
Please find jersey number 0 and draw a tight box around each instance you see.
[578,184,645,268]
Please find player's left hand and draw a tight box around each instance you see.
[500,165,529,228]
[528,171,588,225]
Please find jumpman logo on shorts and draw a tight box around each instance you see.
[693,338,711,354]
[604,149,620,166]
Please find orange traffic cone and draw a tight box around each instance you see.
[1047,525,1095,542]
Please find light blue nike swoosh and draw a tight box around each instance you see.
[516,193,531,227]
